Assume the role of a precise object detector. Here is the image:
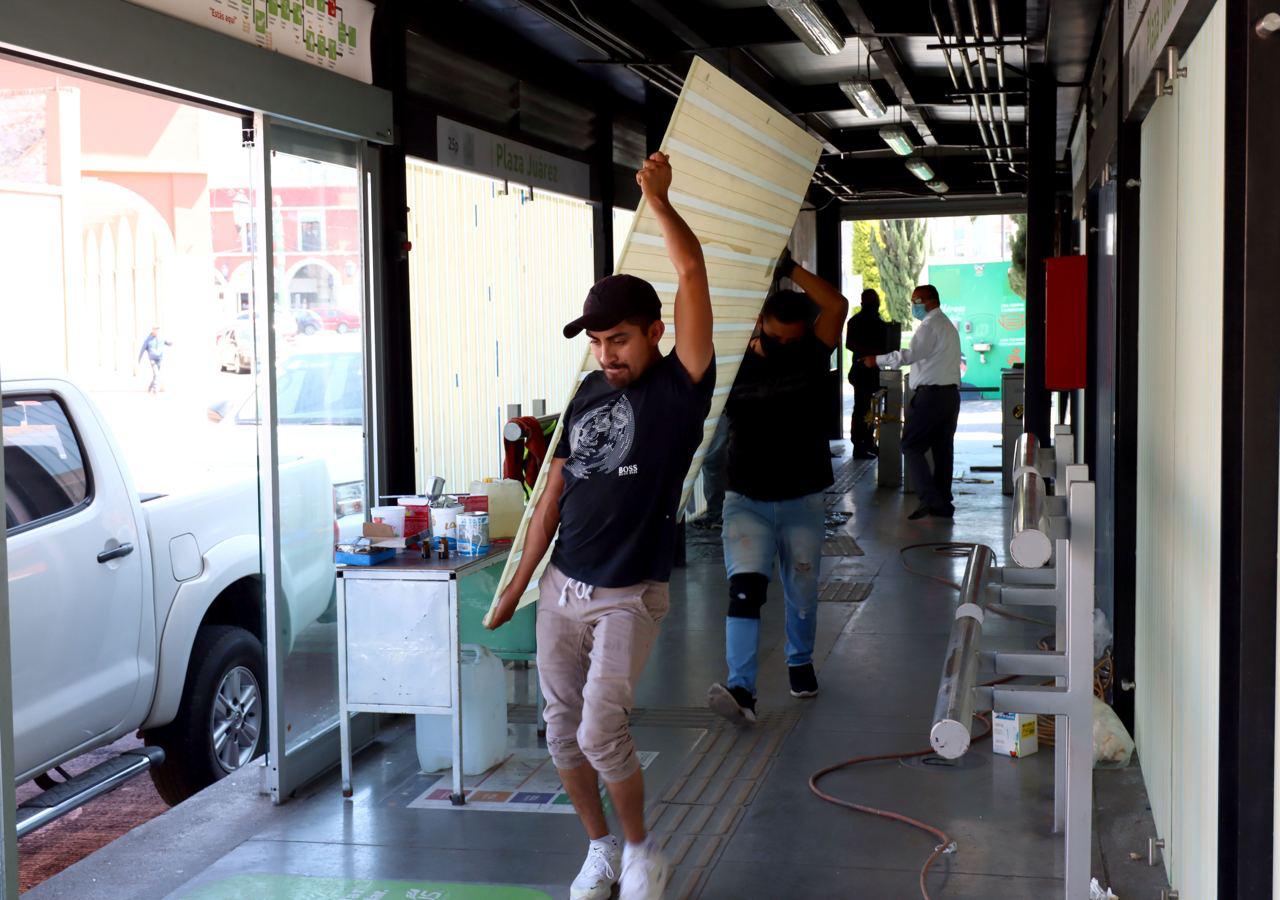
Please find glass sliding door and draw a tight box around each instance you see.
[252,118,375,801]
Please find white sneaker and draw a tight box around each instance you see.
[571,837,622,900]
[619,838,671,900]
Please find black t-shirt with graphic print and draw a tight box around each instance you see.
[551,350,715,588]
[725,334,835,502]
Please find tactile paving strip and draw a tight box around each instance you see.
[648,711,801,900]
[503,706,799,899]
[818,579,872,603]
[825,457,876,499]
[822,535,864,557]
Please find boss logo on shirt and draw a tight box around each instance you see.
[618,464,639,476]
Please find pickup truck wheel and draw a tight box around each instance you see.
[146,625,266,806]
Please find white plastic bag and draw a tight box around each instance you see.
[1093,608,1113,660]
[1090,877,1120,899]
[1093,697,1135,768]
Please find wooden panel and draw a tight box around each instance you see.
[493,57,822,610]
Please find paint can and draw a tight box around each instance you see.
[430,503,460,551]
[457,512,490,557]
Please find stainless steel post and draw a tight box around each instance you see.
[929,545,996,758]
[1001,369,1025,495]
[1010,471,1052,568]
[877,369,903,488]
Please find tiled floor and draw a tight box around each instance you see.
[29,405,1168,899]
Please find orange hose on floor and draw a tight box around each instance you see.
[809,540,1032,899]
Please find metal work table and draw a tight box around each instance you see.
[336,547,510,805]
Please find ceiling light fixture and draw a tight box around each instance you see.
[879,124,914,156]
[904,158,935,181]
[926,179,949,194]
[767,0,846,56]
[839,79,886,119]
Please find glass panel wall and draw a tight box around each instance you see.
[265,145,367,759]
[0,55,264,887]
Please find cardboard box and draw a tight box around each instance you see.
[992,712,1039,758]
[363,521,397,539]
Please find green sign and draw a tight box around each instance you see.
[928,261,1026,396]
[181,874,553,900]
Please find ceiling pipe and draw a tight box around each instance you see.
[932,4,1001,194]
[988,0,1016,171]
[965,0,1000,160]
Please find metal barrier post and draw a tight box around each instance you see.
[877,369,903,488]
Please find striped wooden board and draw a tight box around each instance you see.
[490,57,822,616]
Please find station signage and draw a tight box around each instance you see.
[436,117,592,200]
[126,0,374,83]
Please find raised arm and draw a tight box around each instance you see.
[485,459,565,630]
[638,152,713,383]
[787,261,849,349]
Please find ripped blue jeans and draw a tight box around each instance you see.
[721,490,826,695]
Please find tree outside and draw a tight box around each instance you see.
[851,220,883,306]
[1007,213,1028,298]
[870,218,927,325]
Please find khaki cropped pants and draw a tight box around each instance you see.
[536,563,669,783]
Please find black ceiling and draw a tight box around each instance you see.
[449,0,1104,211]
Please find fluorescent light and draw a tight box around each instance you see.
[768,0,846,55]
[839,79,886,119]
[879,125,914,156]
[926,180,949,194]
[904,158,935,181]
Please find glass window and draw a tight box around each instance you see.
[3,395,90,531]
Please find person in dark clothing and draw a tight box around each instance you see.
[706,254,849,724]
[845,289,888,459]
[137,326,173,394]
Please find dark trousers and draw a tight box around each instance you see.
[902,386,960,510]
[851,371,878,451]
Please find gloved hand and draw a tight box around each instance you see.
[773,247,797,284]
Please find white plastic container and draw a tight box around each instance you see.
[429,503,460,550]
[484,479,526,540]
[369,505,406,536]
[416,644,508,775]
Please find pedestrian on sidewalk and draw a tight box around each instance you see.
[137,326,173,394]
[861,284,962,520]
[707,251,849,726]
[486,152,714,900]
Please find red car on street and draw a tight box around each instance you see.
[314,306,362,334]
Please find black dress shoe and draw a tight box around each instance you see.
[908,505,932,520]
[933,505,955,518]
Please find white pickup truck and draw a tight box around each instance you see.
[3,378,336,813]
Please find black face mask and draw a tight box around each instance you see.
[758,331,807,364]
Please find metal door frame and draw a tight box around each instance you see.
[253,115,379,804]
[0,363,19,899]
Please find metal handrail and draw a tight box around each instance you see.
[929,545,996,759]
[502,412,560,443]
[1010,470,1052,568]
[1012,431,1040,477]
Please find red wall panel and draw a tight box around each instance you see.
[1045,255,1088,390]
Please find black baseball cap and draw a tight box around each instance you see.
[563,274,662,338]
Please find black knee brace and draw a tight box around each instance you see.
[727,572,769,619]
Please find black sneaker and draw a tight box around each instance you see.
[789,664,819,698]
[707,683,757,725]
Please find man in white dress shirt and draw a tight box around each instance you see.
[860,284,962,520]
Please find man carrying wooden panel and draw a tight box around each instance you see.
[486,152,714,900]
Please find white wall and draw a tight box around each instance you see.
[1134,4,1225,896]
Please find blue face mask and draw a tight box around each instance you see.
[911,302,927,321]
